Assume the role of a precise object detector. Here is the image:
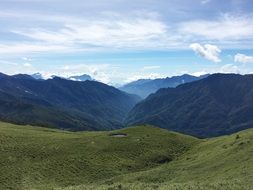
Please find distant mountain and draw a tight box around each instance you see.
[125,74,253,137]
[31,73,93,82]
[67,74,92,81]
[0,73,140,131]
[119,74,209,98]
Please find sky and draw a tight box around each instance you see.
[0,0,253,85]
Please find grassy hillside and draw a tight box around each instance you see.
[103,128,253,190]
[0,122,197,190]
[0,122,252,190]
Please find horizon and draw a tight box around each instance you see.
[0,71,249,87]
[1,0,253,84]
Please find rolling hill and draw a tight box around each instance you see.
[0,121,252,190]
[125,74,253,137]
[0,73,140,131]
[119,74,209,98]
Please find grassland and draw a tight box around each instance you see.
[0,121,252,190]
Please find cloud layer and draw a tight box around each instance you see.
[179,14,253,41]
[1,10,253,55]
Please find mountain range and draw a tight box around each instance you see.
[1,72,253,138]
[119,74,209,98]
[0,73,140,131]
[31,73,93,82]
[125,73,253,137]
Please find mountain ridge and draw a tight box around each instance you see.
[30,73,93,81]
[119,74,209,98]
[125,73,253,137]
[0,73,140,131]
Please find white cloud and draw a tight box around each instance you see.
[143,66,161,70]
[0,11,253,56]
[219,64,240,74]
[191,71,208,76]
[179,14,253,41]
[0,60,37,74]
[11,17,170,50]
[191,64,240,76]
[0,59,18,66]
[0,43,70,54]
[23,63,32,67]
[59,64,113,84]
[22,57,32,61]
[0,12,184,55]
[234,53,253,64]
[201,0,210,4]
[125,73,162,83]
[190,43,221,63]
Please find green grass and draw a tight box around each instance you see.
[0,122,197,189]
[106,129,253,190]
[59,180,249,190]
[0,122,252,190]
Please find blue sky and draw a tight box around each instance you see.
[0,0,253,84]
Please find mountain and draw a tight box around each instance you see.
[0,73,140,131]
[0,121,252,189]
[119,74,209,98]
[13,74,35,80]
[31,73,93,82]
[125,74,253,137]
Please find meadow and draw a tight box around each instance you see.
[0,122,252,189]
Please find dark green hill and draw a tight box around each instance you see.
[0,73,140,131]
[125,74,253,137]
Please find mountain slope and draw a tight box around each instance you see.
[102,127,253,190]
[0,122,198,189]
[119,74,209,98]
[125,74,253,137]
[0,73,140,130]
[0,121,252,190]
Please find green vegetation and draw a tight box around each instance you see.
[0,121,252,189]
